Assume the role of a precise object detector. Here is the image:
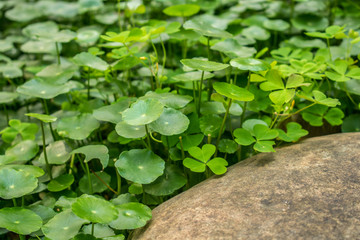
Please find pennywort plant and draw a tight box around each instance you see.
[0,0,360,239]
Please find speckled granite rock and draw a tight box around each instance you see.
[131,133,360,240]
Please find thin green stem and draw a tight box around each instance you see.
[42,99,56,141]
[91,222,95,236]
[278,102,317,124]
[240,71,251,126]
[116,169,121,195]
[179,136,185,160]
[192,81,197,110]
[270,113,279,129]
[215,98,232,157]
[55,42,61,65]
[69,154,75,175]
[12,198,17,207]
[87,70,91,100]
[84,160,93,194]
[40,121,53,180]
[145,125,152,151]
[197,71,205,115]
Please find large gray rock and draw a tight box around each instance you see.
[131,133,360,240]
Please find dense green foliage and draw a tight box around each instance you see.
[1,0,360,239]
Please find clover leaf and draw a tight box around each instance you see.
[234,124,279,152]
[0,119,38,143]
[277,122,309,142]
[183,144,228,175]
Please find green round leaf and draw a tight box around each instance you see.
[218,139,238,154]
[199,114,222,137]
[213,82,254,101]
[149,108,189,136]
[0,168,38,199]
[5,140,39,162]
[143,163,187,196]
[48,174,74,192]
[171,71,214,82]
[242,26,270,41]
[291,14,329,32]
[82,223,115,238]
[230,58,270,72]
[0,207,42,235]
[122,99,164,126]
[163,4,200,17]
[39,140,72,165]
[5,4,42,22]
[71,145,109,169]
[73,52,109,71]
[21,41,57,54]
[263,19,290,31]
[0,165,44,177]
[115,121,146,139]
[36,64,76,84]
[22,21,58,39]
[0,92,18,104]
[42,209,89,240]
[57,114,100,140]
[26,113,57,123]
[93,99,132,124]
[72,195,118,224]
[17,79,77,99]
[109,202,152,230]
[115,149,165,184]
[181,59,229,72]
[183,19,232,38]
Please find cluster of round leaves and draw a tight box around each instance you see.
[1,0,360,239]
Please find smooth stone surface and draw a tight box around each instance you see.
[131,133,360,240]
